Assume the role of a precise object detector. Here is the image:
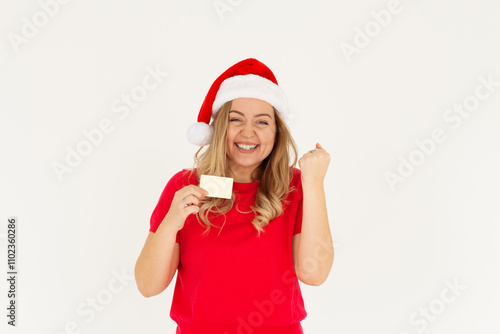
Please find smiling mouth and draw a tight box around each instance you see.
[235,143,259,151]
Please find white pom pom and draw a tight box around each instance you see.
[186,122,213,146]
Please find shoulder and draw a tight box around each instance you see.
[287,167,303,200]
[168,168,198,188]
[279,167,302,206]
[290,167,302,187]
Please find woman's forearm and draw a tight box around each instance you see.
[297,181,334,286]
[135,221,179,297]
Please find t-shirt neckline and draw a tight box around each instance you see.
[232,179,260,192]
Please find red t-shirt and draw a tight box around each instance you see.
[149,167,307,333]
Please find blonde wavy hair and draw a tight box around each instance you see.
[188,100,298,237]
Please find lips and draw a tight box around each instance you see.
[236,143,258,150]
[235,142,259,152]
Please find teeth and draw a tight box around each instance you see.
[236,143,258,150]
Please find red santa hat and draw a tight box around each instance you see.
[186,58,289,146]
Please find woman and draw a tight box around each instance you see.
[135,58,333,333]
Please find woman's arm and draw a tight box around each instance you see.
[294,143,334,286]
[135,227,180,297]
[135,184,208,297]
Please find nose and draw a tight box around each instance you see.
[240,121,255,137]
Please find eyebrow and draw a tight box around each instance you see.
[229,110,272,118]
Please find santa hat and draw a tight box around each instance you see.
[186,58,289,146]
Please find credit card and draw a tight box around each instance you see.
[200,175,234,199]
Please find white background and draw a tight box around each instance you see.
[1,0,500,333]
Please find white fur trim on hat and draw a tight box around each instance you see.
[186,122,213,146]
[212,74,288,118]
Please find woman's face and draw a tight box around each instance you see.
[226,98,277,179]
